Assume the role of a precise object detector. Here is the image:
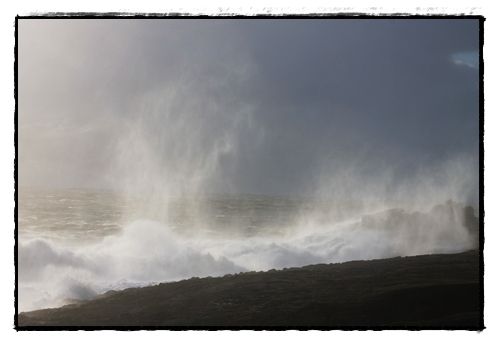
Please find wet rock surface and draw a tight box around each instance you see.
[17,250,481,328]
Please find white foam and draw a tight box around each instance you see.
[18,204,476,312]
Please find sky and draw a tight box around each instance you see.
[18,18,480,204]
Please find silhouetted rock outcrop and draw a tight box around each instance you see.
[360,200,479,250]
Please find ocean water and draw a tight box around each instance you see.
[17,188,476,312]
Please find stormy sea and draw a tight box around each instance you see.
[17,188,479,314]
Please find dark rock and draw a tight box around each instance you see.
[360,200,480,250]
[17,250,481,328]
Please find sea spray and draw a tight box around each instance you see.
[17,193,478,312]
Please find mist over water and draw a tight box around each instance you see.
[18,19,480,313]
[18,187,478,312]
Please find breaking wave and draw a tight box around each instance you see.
[17,200,478,312]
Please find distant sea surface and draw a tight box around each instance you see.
[18,188,360,241]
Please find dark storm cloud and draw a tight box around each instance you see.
[249,19,479,151]
[19,18,479,203]
[207,19,479,197]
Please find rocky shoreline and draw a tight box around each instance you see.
[17,249,481,328]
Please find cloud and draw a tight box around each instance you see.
[452,51,479,69]
[18,19,480,202]
[454,59,477,69]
